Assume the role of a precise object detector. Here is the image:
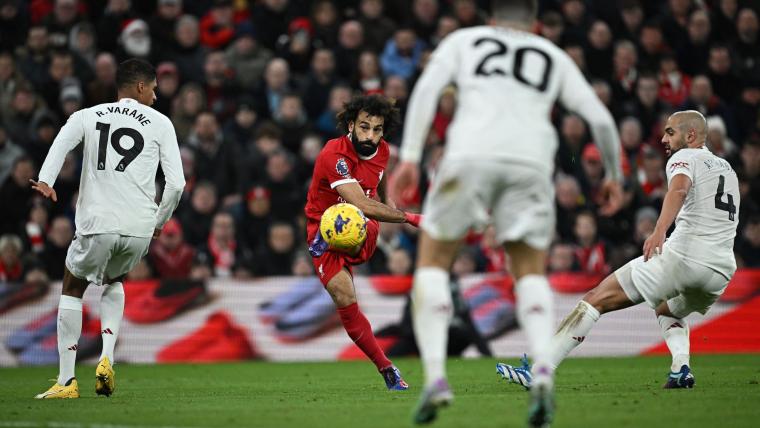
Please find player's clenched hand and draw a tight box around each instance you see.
[598,179,623,217]
[29,179,57,202]
[403,212,422,228]
[642,229,666,262]
[389,161,419,207]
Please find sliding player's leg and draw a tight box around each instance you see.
[548,271,637,369]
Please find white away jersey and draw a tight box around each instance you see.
[39,98,185,238]
[665,146,739,279]
[401,26,621,180]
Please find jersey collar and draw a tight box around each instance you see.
[118,97,138,104]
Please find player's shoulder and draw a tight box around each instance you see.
[320,135,354,158]
[150,108,174,130]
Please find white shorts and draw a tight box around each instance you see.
[65,233,151,285]
[615,248,728,319]
[421,159,555,250]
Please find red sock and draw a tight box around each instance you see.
[337,303,392,371]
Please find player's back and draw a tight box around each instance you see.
[74,98,173,237]
[666,147,740,278]
[439,26,575,170]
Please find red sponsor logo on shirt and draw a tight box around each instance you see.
[670,161,689,172]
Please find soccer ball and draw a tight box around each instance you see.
[320,203,368,250]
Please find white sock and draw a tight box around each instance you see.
[548,300,600,369]
[99,282,125,363]
[412,267,452,387]
[57,295,83,385]
[515,275,555,381]
[657,315,690,372]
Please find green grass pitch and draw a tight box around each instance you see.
[1,354,759,428]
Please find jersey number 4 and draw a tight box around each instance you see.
[95,122,144,172]
[473,37,553,92]
[714,174,736,221]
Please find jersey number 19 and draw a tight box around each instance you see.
[95,122,144,172]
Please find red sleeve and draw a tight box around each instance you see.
[317,144,358,189]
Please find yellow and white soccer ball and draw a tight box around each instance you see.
[320,203,368,250]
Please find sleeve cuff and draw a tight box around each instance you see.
[330,178,358,189]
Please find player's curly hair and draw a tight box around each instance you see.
[336,94,401,136]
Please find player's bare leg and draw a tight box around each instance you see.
[35,268,88,399]
[504,241,556,428]
[325,268,407,390]
[655,301,694,388]
[96,274,126,397]
[411,230,459,424]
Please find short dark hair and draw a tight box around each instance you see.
[116,59,156,90]
[336,94,401,136]
[491,0,537,21]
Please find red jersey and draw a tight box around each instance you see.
[305,135,390,240]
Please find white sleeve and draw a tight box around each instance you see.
[399,35,459,163]
[557,55,623,182]
[666,151,694,185]
[155,120,186,228]
[38,111,84,187]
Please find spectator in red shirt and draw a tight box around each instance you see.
[572,211,609,275]
[149,218,195,279]
[637,144,666,205]
[658,54,691,107]
[0,234,25,282]
[430,86,456,145]
[199,0,235,50]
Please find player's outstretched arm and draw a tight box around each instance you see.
[643,174,691,261]
[36,111,85,193]
[336,181,420,227]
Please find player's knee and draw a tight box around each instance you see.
[62,281,87,298]
[655,302,674,317]
[62,269,88,298]
[325,281,357,308]
[329,289,356,308]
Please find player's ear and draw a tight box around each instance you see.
[347,120,354,134]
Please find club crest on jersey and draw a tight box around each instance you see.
[336,158,350,177]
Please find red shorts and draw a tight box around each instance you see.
[308,219,379,286]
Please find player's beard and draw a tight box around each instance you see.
[351,132,378,157]
[666,136,686,158]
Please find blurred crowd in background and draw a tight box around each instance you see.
[0,0,759,287]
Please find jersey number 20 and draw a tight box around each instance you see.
[714,174,736,221]
[95,122,144,172]
[473,37,553,92]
